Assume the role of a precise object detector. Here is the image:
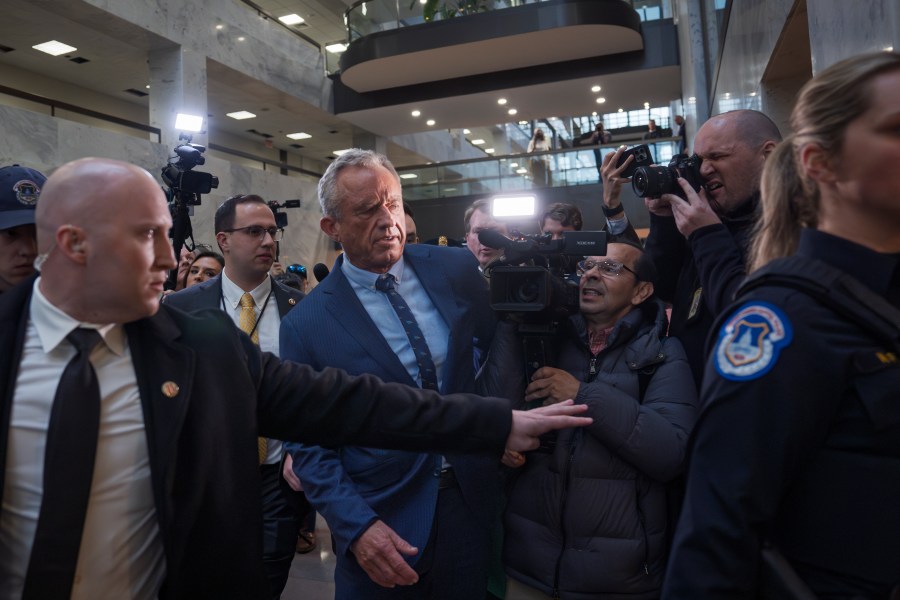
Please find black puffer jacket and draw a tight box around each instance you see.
[503,299,699,599]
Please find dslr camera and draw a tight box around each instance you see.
[631,153,705,201]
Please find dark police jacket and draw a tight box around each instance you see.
[0,277,512,599]
[664,229,900,599]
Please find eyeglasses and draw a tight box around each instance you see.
[576,259,638,278]
[223,226,283,242]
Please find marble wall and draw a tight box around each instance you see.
[807,0,899,74]
[0,103,339,282]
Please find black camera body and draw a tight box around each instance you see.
[632,153,704,200]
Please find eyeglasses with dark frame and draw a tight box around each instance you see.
[576,258,638,278]
[223,225,283,242]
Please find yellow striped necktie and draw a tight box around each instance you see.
[238,292,267,463]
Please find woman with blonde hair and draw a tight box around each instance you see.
[664,51,900,598]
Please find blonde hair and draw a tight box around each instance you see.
[749,51,900,272]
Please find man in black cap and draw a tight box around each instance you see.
[0,165,46,294]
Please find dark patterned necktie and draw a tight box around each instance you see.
[376,273,438,390]
[23,328,102,600]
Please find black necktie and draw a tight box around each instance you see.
[23,328,103,600]
[376,273,438,390]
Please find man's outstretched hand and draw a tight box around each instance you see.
[506,400,591,452]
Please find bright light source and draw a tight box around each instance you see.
[326,43,348,53]
[216,24,224,30]
[286,132,311,140]
[596,97,606,104]
[411,110,421,117]
[426,119,436,126]
[32,40,77,56]
[749,92,757,97]
[885,46,894,52]
[510,162,518,168]
[485,148,495,154]
[226,110,256,120]
[463,129,471,134]
[471,139,485,145]
[399,173,418,179]
[688,97,696,103]
[146,85,150,89]
[333,149,352,156]
[724,92,731,99]
[592,111,597,116]
[518,121,528,125]
[497,98,507,105]
[591,85,602,92]
[643,102,650,109]
[516,168,528,174]
[278,14,305,25]
[175,113,203,132]
[493,194,536,217]
[508,108,518,115]
[238,36,245,41]
[618,108,624,112]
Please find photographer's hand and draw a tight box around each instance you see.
[525,367,581,405]
[668,177,721,238]
[601,146,633,209]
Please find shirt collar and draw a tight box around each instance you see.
[342,255,406,291]
[221,270,272,308]
[797,229,900,297]
[30,277,126,356]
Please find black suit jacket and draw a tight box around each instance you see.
[0,279,511,599]
[164,273,303,320]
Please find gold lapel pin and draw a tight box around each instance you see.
[288,298,297,305]
[161,381,180,398]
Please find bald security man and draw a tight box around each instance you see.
[0,157,591,600]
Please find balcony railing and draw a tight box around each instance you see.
[344,0,672,42]
[397,138,679,200]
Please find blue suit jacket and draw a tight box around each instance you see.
[280,245,499,564]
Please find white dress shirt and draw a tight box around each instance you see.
[0,279,164,600]
[220,270,284,464]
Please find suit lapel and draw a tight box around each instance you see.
[323,260,413,385]
[270,277,300,317]
[125,309,195,536]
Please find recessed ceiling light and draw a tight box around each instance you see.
[426,119,435,126]
[643,102,650,109]
[596,97,606,104]
[485,148,495,154]
[688,97,696,103]
[618,108,624,113]
[592,111,597,116]
[286,132,311,140]
[749,92,757,97]
[518,121,528,125]
[333,149,352,156]
[471,139,485,145]
[216,24,224,30]
[497,98,507,105]
[591,85,602,92]
[32,40,77,56]
[226,110,256,120]
[510,163,518,168]
[411,110,421,117]
[508,108,518,115]
[238,36,246,41]
[516,168,528,174]
[278,14,305,25]
[146,85,151,89]
[175,113,203,132]
[399,173,418,179]
[326,43,348,53]
[463,128,471,134]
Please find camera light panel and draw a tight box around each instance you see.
[493,195,536,218]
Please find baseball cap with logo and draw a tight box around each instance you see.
[0,165,47,230]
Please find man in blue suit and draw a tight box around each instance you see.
[281,149,502,598]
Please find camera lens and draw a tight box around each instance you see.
[632,165,678,198]
[513,276,542,304]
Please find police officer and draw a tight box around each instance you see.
[0,165,45,295]
[663,51,900,598]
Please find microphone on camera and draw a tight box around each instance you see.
[312,263,330,283]
[477,229,513,250]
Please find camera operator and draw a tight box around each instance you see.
[642,110,781,384]
[499,240,698,599]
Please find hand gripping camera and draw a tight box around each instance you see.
[631,153,705,201]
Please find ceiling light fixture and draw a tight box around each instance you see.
[618,108,624,113]
[463,128,471,134]
[32,40,77,56]
[485,148,495,154]
[216,24,224,30]
[333,149,352,156]
[596,97,606,104]
[326,43,348,54]
[471,139,485,145]
[592,111,597,116]
[399,173,418,179]
[497,98,507,105]
[278,14,305,25]
[175,113,203,132]
[508,108,518,115]
[146,85,151,89]
[516,168,528,174]
[518,121,528,125]
[643,102,650,109]
[226,110,256,120]
[510,163,518,168]
[286,132,312,140]
[411,110,421,117]
[591,85,602,92]
[426,119,435,126]
[238,36,245,41]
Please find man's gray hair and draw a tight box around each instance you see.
[318,149,400,219]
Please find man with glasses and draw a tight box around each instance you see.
[501,240,698,599]
[166,194,309,599]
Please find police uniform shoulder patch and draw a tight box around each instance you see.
[714,302,793,381]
